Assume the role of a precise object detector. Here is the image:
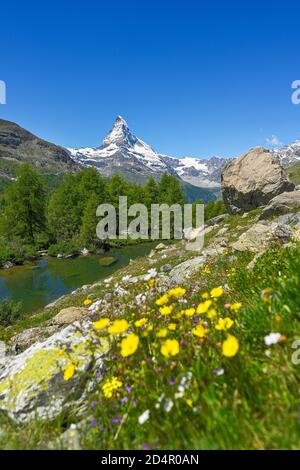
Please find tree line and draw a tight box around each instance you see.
[0,163,226,264]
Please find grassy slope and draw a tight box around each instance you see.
[0,211,299,450]
[288,161,300,185]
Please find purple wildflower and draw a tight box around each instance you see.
[142,443,151,450]
[213,368,224,376]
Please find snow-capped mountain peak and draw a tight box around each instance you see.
[102,115,135,147]
[68,116,230,187]
[68,116,172,183]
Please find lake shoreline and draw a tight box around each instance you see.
[0,242,157,315]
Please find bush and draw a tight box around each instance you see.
[0,237,37,265]
[48,239,80,257]
[0,298,24,327]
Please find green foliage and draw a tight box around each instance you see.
[288,161,300,185]
[0,164,46,244]
[0,163,226,264]
[47,240,81,257]
[204,199,227,221]
[0,237,36,265]
[0,298,24,327]
[80,194,102,248]
[158,173,185,206]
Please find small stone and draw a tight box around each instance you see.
[155,243,167,251]
[160,264,172,273]
[2,261,14,269]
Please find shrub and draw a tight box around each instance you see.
[48,240,80,257]
[0,237,37,265]
[0,298,24,327]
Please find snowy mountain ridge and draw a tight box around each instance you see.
[68,116,300,188]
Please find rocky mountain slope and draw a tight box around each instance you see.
[1,115,300,196]
[0,119,80,179]
[162,155,228,188]
[274,140,300,167]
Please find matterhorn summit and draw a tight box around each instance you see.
[68,116,175,183]
[102,115,136,147]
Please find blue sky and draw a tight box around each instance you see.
[0,0,300,158]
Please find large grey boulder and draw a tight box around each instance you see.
[168,256,206,285]
[221,148,294,214]
[0,321,110,423]
[259,191,300,219]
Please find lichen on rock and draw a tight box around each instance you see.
[0,322,110,423]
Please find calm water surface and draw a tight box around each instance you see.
[0,244,154,314]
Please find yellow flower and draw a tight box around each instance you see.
[135,318,148,328]
[222,335,239,357]
[120,333,139,357]
[64,363,75,381]
[58,347,66,357]
[168,287,186,298]
[83,299,93,306]
[156,294,169,306]
[168,323,177,330]
[207,308,217,319]
[196,300,212,314]
[156,328,168,338]
[192,322,208,338]
[203,266,211,274]
[161,339,179,358]
[174,310,185,319]
[159,305,174,316]
[275,315,282,323]
[261,288,273,304]
[186,399,193,407]
[148,278,155,288]
[184,307,196,317]
[210,287,224,298]
[108,319,129,335]
[201,292,210,300]
[102,376,122,398]
[215,317,234,331]
[93,318,110,330]
[230,302,242,313]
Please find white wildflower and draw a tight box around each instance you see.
[163,400,174,413]
[138,409,150,425]
[144,268,157,281]
[264,332,281,346]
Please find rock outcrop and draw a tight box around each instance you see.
[259,190,300,219]
[0,322,110,423]
[221,148,294,214]
[52,307,89,325]
[231,214,300,254]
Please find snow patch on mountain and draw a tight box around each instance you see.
[161,154,228,188]
[273,140,300,167]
